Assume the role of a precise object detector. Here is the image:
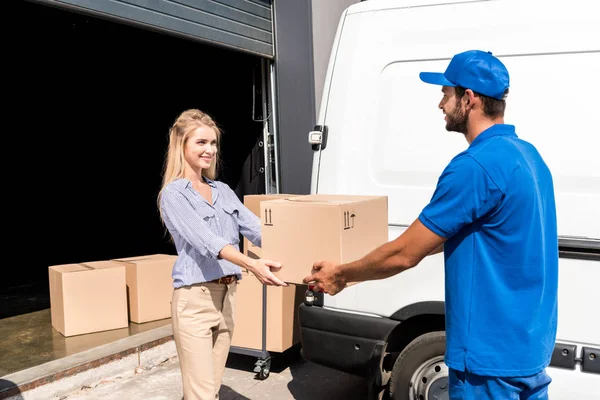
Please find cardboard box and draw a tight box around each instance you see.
[261,194,389,284]
[231,194,306,352]
[111,254,177,324]
[232,245,306,352]
[48,261,128,337]
[242,194,296,258]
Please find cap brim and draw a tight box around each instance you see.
[419,72,455,87]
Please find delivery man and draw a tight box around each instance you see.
[304,50,558,400]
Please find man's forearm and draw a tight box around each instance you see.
[430,244,444,255]
[340,241,414,283]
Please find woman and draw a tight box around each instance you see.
[158,109,287,400]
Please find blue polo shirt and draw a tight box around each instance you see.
[419,124,558,377]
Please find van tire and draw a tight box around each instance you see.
[388,331,447,400]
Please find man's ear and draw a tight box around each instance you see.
[464,89,476,106]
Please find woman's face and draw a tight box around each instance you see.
[184,125,217,172]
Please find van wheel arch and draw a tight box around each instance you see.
[390,301,445,321]
[370,310,445,397]
[382,304,445,373]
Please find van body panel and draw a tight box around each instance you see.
[305,0,600,396]
[313,0,599,237]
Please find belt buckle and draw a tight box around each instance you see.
[218,276,233,284]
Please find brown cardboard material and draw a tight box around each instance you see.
[48,261,128,337]
[261,194,389,284]
[231,194,306,352]
[241,194,295,259]
[231,268,262,350]
[231,245,306,352]
[111,254,177,324]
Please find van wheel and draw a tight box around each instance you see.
[388,331,447,400]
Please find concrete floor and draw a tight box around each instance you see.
[47,349,369,400]
[1,308,372,400]
[0,309,172,376]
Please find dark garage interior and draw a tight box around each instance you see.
[2,0,268,320]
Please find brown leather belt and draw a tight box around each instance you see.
[210,275,237,285]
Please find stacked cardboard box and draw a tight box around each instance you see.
[48,261,128,337]
[261,194,389,284]
[112,254,178,324]
[48,254,177,337]
[232,193,388,351]
[48,194,388,340]
[231,194,306,353]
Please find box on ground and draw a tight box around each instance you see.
[111,254,177,324]
[48,261,128,337]
[261,194,388,285]
[232,246,306,352]
[231,194,306,353]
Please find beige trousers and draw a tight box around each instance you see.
[172,281,237,400]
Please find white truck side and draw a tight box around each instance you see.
[298,0,600,399]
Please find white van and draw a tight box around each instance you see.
[298,0,600,399]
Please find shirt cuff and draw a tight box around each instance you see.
[205,237,230,259]
[418,212,450,239]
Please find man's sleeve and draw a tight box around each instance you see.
[418,155,503,239]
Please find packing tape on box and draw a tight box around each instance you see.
[113,257,152,263]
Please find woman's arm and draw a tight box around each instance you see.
[218,245,287,287]
[229,190,262,247]
[161,188,286,287]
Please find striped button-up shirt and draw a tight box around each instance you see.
[160,178,261,288]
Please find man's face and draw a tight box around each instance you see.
[439,86,468,134]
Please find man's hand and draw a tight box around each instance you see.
[250,259,288,287]
[303,261,347,295]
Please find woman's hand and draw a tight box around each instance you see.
[217,245,288,287]
[249,259,288,287]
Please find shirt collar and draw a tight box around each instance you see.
[470,124,517,147]
[203,176,217,188]
[183,176,217,189]
[183,177,219,206]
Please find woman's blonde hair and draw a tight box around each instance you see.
[157,109,221,221]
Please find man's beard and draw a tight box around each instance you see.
[445,103,468,134]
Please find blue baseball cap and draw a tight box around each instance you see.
[419,50,509,100]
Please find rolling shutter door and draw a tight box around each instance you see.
[30,0,274,58]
